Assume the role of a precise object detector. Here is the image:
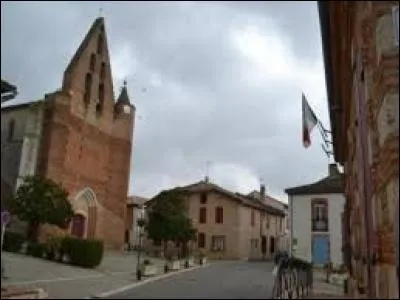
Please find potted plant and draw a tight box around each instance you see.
[166,253,180,271]
[140,259,157,276]
[198,251,207,265]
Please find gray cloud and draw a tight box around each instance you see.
[1,1,331,202]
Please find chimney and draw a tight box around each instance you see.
[260,184,266,201]
[329,163,339,177]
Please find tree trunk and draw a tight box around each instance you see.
[28,222,40,243]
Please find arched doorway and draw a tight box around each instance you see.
[71,214,86,238]
[71,187,98,239]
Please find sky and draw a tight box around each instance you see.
[1,1,334,202]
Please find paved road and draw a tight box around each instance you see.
[107,261,275,299]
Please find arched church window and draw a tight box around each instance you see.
[84,73,92,105]
[97,34,103,55]
[96,83,104,113]
[89,53,96,72]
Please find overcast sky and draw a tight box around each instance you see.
[1,1,333,202]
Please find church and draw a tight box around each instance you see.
[1,17,135,250]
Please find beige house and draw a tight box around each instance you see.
[145,179,286,261]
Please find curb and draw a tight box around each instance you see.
[88,264,210,298]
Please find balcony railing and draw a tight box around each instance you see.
[312,219,328,232]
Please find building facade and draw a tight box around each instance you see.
[319,1,398,298]
[285,164,345,268]
[1,17,135,250]
[145,180,287,261]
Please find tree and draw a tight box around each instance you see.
[145,189,196,259]
[9,175,74,242]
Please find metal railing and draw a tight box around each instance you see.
[271,254,313,299]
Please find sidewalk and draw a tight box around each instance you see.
[1,251,200,299]
[309,269,349,299]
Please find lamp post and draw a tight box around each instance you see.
[136,208,146,281]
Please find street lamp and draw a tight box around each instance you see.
[136,210,146,281]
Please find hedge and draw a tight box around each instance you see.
[3,231,25,253]
[27,243,46,258]
[62,237,104,268]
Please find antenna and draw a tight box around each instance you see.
[99,7,103,18]
[205,161,211,182]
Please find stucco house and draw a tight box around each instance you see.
[144,179,287,261]
[285,164,345,267]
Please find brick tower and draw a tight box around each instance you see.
[37,17,135,249]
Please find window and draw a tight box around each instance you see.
[215,206,223,224]
[7,119,15,141]
[96,84,104,113]
[199,207,206,224]
[198,232,205,248]
[311,199,328,232]
[251,209,255,227]
[266,215,270,229]
[97,34,104,55]
[250,238,258,249]
[84,73,92,105]
[100,62,106,81]
[89,53,96,72]
[200,192,207,204]
[211,235,225,252]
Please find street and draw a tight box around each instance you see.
[107,261,275,299]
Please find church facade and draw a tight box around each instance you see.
[1,17,135,250]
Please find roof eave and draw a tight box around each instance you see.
[318,1,344,163]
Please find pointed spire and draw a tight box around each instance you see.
[116,80,131,106]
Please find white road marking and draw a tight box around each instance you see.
[92,264,211,298]
[3,273,105,285]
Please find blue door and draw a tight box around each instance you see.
[312,235,329,265]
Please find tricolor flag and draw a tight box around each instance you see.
[302,93,318,148]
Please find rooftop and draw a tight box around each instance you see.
[285,164,344,195]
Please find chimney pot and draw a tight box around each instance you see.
[329,163,339,176]
[260,184,266,200]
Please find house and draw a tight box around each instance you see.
[246,188,289,252]
[145,179,287,261]
[0,17,135,250]
[318,1,399,298]
[126,195,148,250]
[285,164,345,268]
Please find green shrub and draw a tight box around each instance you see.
[63,237,104,268]
[3,231,25,253]
[27,243,45,258]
